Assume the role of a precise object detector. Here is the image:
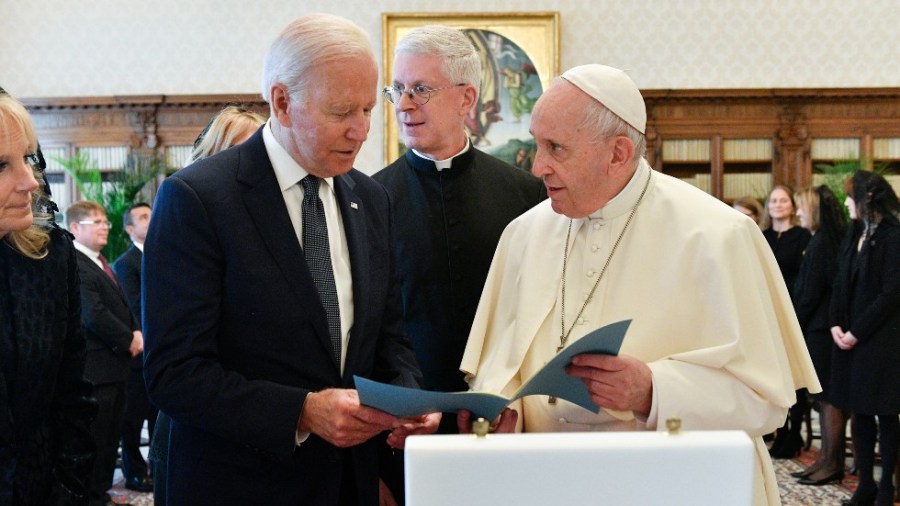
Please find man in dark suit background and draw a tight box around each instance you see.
[112,202,156,492]
[142,13,439,506]
[67,200,141,506]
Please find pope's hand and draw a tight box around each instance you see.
[385,412,442,449]
[566,353,653,417]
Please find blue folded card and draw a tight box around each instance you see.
[355,319,630,421]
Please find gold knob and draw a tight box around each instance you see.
[472,417,490,438]
[665,416,682,435]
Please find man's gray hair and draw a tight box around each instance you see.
[261,13,375,105]
[395,25,481,90]
[559,75,645,162]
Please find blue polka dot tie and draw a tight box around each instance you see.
[301,175,342,366]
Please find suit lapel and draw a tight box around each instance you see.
[237,133,336,365]
[78,250,126,299]
[333,173,368,380]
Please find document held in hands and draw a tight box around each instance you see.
[354,319,630,421]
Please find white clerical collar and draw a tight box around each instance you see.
[411,138,471,171]
[587,158,651,221]
[263,119,336,193]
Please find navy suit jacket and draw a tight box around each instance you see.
[142,129,422,505]
[113,244,143,370]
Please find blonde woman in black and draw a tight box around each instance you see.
[790,185,848,486]
[0,94,96,505]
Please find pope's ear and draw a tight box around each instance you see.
[610,136,635,168]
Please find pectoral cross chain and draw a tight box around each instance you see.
[547,344,565,404]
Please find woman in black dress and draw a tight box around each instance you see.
[830,170,900,506]
[764,184,812,458]
[790,185,848,485]
[0,95,96,504]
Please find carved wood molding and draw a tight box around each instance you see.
[21,88,900,192]
[643,87,900,192]
[22,94,268,148]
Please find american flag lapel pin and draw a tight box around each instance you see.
[350,202,358,209]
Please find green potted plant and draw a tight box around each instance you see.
[55,152,165,261]
[814,159,891,219]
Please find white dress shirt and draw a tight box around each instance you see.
[262,120,354,373]
[73,240,104,269]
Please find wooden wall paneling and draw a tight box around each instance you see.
[774,104,811,190]
[710,134,723,198]
[21,89,898,205]
[23,94,269,209]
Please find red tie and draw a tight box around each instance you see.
[98,254,118,286]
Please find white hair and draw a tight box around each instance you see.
[260,13,375,105]
[394,25,481,89]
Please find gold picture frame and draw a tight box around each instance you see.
[382,12,560,165]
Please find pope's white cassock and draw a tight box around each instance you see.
[460,158,820,506]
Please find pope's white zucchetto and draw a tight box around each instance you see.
[561,64,646,134]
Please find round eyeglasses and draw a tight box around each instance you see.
[382,83,465,106]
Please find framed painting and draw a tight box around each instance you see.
[382,12,560,167]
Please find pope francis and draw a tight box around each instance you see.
[458,64,820,506]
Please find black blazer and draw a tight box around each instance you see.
[0,228,95,504]
[143,129,422,505]
[828,219,900,414]
[793,232,838,334]
[75,248,139,386]
[112,244,143,370]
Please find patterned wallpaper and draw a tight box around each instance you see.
[2,0,898,173]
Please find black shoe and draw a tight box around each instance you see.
[841,486,877,506]
[790,468,813,478]
[797,470,843,486]
[124,475,154,492]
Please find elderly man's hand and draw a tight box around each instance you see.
[298,389,401,448]
[566,353,653,417]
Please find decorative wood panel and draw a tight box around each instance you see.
[22,88,900,204]
[643,87,900,200]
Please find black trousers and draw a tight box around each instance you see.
[88,381,127,503]
[120,367,158,480]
